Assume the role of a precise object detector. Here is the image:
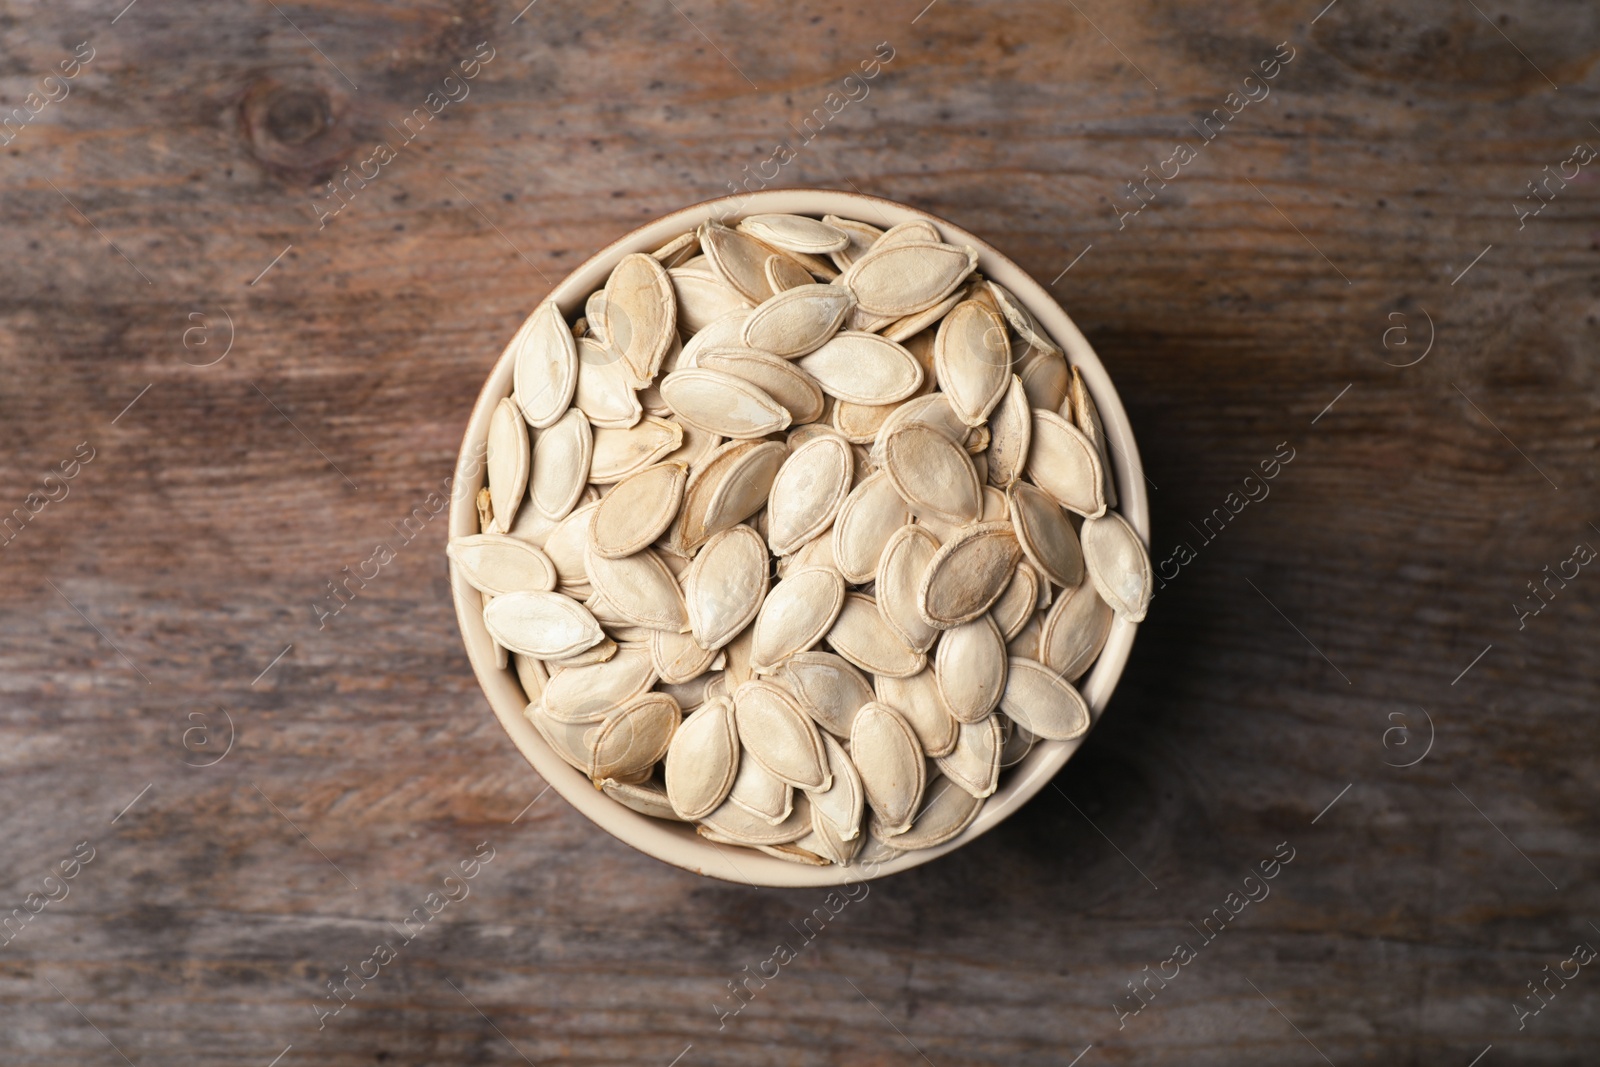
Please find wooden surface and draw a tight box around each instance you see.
[2,0,1598,1063]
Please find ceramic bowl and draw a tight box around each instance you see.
[448,188,1147,886]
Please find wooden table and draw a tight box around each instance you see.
[3,0,1596,1063]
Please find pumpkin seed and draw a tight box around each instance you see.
[740,283,856,357]
[934,300,1011,427]
[849,701,926,836]
[673,439,786,552]
[773,650,874,737]
[803,809,865,865]
[807,732,864,840]
[841,240,977,317]
[878,774,983,849]
[524,699,599,773]
[700,791,812,846]
[664,696,739,820]
[872,219,942,249]
[935,714,1003,798]
[934,614,1007,722]
[574,337,643,428]
[547,633,618,669]
[448,534,557,596]
[1068,365,1118,509]
[529,407,593,522]
[669,265,752,334]
[727,753,794,824]
[651,626,720,685]
[831,471,915,582]
[827,592,926,678]
[1027,409,1107,518]
[510,300,579,429]
[874,667,959,757]
[875,524,941,653]
[918,523,1020,628]
[758,842,828,865]
[680,308,751,367]
[733,679,831,790]
[1081,509,1152,623]
[990,561,1040,641]
[985,375,1031,488]
[797,332,924,405]
[583,546,689,632]
[823,214,884,271]
[699,221,778,304]
[987,279,1057,354]
[882,425,982,526]
[999,657,1091,741]
[698,347,825,424]
[589,463,686,558]
[1017,347,1070,412]
[544,645,656,723]
[882,286,969,344]
[749,567,846,674]
[589,416,684,483]
[485,591,605,659]
[486,397,530,533]
[1008,482,1084,588]
[605,252,677,386]
[543,500,598,589]
[1039,577,1114,681]
[683,524,769,651]
[513,652,548,704]
[1006,613,1043,661]
[739,213,852,254]
[589,691,679,782]
[602,777,686,821]
[650,230,700,268]
[764,253,814,294]
[766,433,853,555]
[659,368,791,439]
[831,398,897,443]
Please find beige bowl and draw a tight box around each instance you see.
[449,189,1148,886]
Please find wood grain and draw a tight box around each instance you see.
[1,0,1597,1063]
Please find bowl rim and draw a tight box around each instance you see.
[448,188,1148,887]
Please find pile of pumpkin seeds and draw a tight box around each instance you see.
[449,211,1153,867]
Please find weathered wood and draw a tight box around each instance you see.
[1,0,1597,1063]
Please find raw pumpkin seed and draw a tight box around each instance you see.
[589,463,686,559]
[486,397,530,533]
[766,433,853,556]
[511,300,579,429]
[485,591,604,659]
[875,524,941,653]
[583,545,689,632]
[878,774,983,849]
[990,561,1040,641]
[739,213,852,254]
[874,667,959,758]
[728,752,793,824]
[605,252,678,386]
[683,524,769,651]
[448,534,558,596]
[741,283,856,357]
[1081,509,1152,623]
[797,332,924,405]
[544,645,656,723]
[999,657,1091,741]
[774,651,874,737]
[935,714,1003,798]
[934,300,1011,427]
[588,416,683,483]
[602,777,687,821]
[1040,577,1114,681]
[699,221,778,304]
[575,337,643,428]
[807,732,864,841]
[1008,482,1085,588]
[665,696,739,820]
[749,566,846,674]
[698,347,825,424]
[831,471,915,582]
[660,368,791,438]
[1027,409,1107,518]
[934,614,1007,722]
[529,407,593,521]
[882,424,982,526]
[589,692,680,783]
[918,522,1021,628]
[651,626,720,685]
[849,701,926,836]
[827,592,926,678]
[733,679,831,790]
[1068,365,1118,510]
[985,375,1032,488]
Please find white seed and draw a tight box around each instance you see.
[990,561,1040,641]
[1027,409,1107,518]
[823,214,884,271]
[650,230,700,267]
[590,692,679,781]
[1008,482,1084,588]
[680,308,751,367]
[605,252,678,386]
[544,645,656,723]
[588,416,683,483]
[589,463,686,558]
[999,657,1091,741]
[827,592,926,678]
[849,702,926,836]
[807,732,864,841]
[875,524,941,653]
[1018,346,1070,412]
[766,433,853,555]
[697,347,825,424]
[841,240,976,317]
[739,213,852,254]
[935,300,1011,427]
[934,614,1007,722]
[918,522,1021,628]
[764,253,814,293]
[486,397,530,533]
[728,754,794,824]
[683,524,769,651]
[700,791,812,846]
[935,714,1003,798]
[448,534,557,596]
[651,626,720,685]
[985,375,1032,488]
[749,567,846,674]
[660,367,791,439]
[510,300,579,429]
[874,667,959,758]
[831,471,914,583]
[797,332,924,405]
[542,500,598,589]
[529,407,592,521]
[1040,577,1114,681]
[583,545,689,632]
[513,653,548,704]
[774,650,874,737]
[665,696,739,820]
[574,337,643,428]
[699,220,780,303]
[1081,510,1152,623]
[485,591,604,659]
[882,424,981,526]
[740,283,857,357]
[734,679,831,790]
[669,265,752,334]
[1068,365,1118,509]
[524,699,599,773]
[880,774,983,849]
[987,279,1057,354]
[831,398,897,443]
[674,439,787,552]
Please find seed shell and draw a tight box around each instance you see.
[740,283,857,357]
[1008,482,1085,588]
[766,433,853,556]
[448,534,558,596]
[874,667,960,758]
[485,590,605,659]
[831,471,915,582]
[660,368,791,439]
[589,692,680,782]
[918,522,1021,628]
[665,697,740,820]
[590,463,686,559]
[510,300,579,429]
[1027,410,1106,518]
[486,397,530,533]
[544,645,657,723]
[739,213,852,254]
[683,524,769,651]
[934,300,1011,427]
[749,566,847,674]
[843,241,976,317]
[698,347,825,424]
[604,252,678,385]
[882,424,982,526]
[733,680,831,790]
[935,714,1003,798]
[934,613,1007,722]
[583,546,690,632]
[878,774,983,849]
[1081,510,1153,623]
[849,702,926,836]
[774,650,874,737]
[798,332,925,405]
[1040,577,1114,681]
[875,524,941,653]
[529,407,592,521]
[827,592,926,678]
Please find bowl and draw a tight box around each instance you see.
[448,188,1148,886]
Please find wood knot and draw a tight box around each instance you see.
[239,75,351,181]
